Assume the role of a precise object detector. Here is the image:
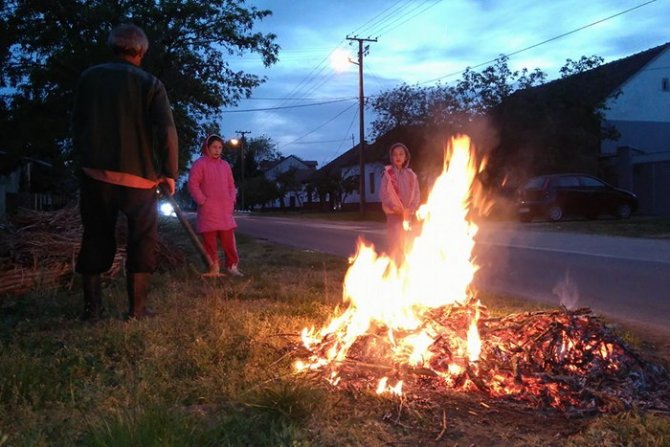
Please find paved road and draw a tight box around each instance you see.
[235,214,670,333]
[472,226,670,333]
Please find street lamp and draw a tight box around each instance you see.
[230,131,250,210]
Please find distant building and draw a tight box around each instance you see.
[600,43,670,215]
[262,155,317,208]
[496,42,670,215]
[0,152,68,217]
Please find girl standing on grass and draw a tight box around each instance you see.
[188,134,243,276]
[379,142,420,264]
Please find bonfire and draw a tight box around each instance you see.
[295,135,669,414]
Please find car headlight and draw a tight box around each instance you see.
[160,202,175,216]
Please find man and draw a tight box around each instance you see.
[72,23,178,320]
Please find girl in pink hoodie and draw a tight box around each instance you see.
[379,142,420,264]
[188,135,243,276]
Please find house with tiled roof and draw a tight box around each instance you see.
[262,155,317,208]
[600,43,670,215]
[495,42,670,215]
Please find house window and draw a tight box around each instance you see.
[369,172,375,194]
[662,78,670,92]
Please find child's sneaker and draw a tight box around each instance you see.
[227,264,244,277]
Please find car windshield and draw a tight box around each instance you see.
[524,176,547,189]
[557,176,579,187]
[579,176,606,188]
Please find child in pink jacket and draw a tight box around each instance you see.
[188,135,243,276]
[379,142,420,264]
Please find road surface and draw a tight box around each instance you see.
[235,214,670,333]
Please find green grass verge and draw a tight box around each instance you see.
[521,216,670,239]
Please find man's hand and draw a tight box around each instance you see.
[161,177,176,196]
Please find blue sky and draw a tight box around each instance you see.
[220,0,668,167]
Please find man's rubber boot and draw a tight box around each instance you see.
[127,273,156,320]
[81,274,103,322]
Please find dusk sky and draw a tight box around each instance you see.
[220,0,668,167]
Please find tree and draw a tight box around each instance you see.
[559,55,605,79]
[340,174,359,205]
[306,168,342,212]
[244,175,279,210]
[275,167,301,208]
[488,55,607,184]
[370,54,613,187]
[228,135,282,184]
[369,56,546,139]
[1,0,279,188]
[368,83,431,136]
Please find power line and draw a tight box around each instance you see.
[372,0,444,38]
[241,96,353,101]
[274,1,419,108]
[320,106,359,168]
[221,98,356,113]
[278,102,358,150]
[418,0,658,85]
[239,0,658,165]
[349,0,415,37]
[290,138,350,145]
[241,96,352,101]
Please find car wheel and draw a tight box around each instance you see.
[616,203,632,219]
[547,205,563,221]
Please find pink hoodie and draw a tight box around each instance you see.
[380,143,420,215]
[187,141,237,233]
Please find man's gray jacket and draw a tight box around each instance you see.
[72,59,178,182]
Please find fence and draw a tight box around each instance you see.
[9,192,70,212]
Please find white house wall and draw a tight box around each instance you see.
[264,156,313,180]
[603,47,670,156]
[263,155,315,208]
[341,163,384,204]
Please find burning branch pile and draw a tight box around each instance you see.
[475,306,668,412]
[294,136,670,414]
[1,206,185,295]
[297,301,670,413]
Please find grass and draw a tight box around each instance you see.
[520,215,670,239]
[1,217,668,446]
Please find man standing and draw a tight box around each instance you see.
[72,23,178,320]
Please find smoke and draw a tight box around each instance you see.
[552,270,580,310]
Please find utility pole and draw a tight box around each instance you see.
[234,130,251,211]
[346,35,376,216]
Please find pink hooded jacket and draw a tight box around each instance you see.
[380,143,420,216]
[187,136,237,233]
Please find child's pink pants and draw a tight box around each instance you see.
[201,230,239,268]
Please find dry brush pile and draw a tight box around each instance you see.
[0,206,185,296]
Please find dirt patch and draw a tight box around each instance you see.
[365,388,593,446]
[376,319,670,446]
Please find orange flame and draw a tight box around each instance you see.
[297,135,488,390]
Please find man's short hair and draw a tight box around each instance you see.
[107,24,149,57]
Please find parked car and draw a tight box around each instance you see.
[516,174,638,222]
